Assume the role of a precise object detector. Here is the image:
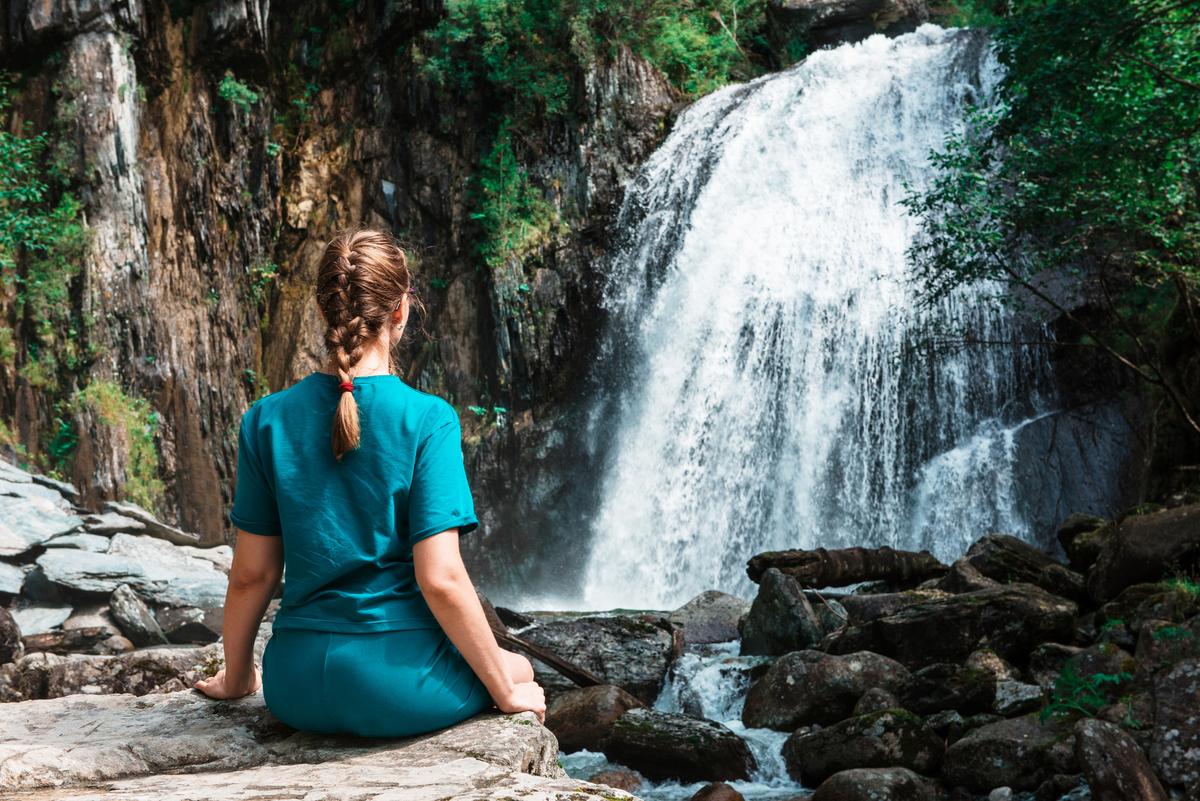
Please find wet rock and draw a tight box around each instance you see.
[690,782,745,801]
[1029,643,1134,691]
[544,684,644,752]
[1033,773,1085,801]
[825,584,1077,669]
[898,662,995,715]
[1099,581,1200,634]
[109,584,169,646]
[588,769,643,793]
[1074,718,1166,801]
[1148,656,1200,791]
[782,708,944,785]
[101,500,202,546]
[836,589,950,624]
[604,708,756,783]
[21,627,113,655]
[942,713,1077,792]
[853,687,899,715]
[1087,504,1200,602]
[766,0,930,55]
[963,534,1086,601]
[44,532,113,552]
[967,649,1021,682]
[0,608,19,663]
[521,614,679,705]
[742,649,909,730]
[1135,617,1200,670]
[0,492,84,557]
[670,590,749,645]
[811,767,939,801]
[994,680,1045,716]
[739,568,824,655]
[0,689,598,799]
[495,607,536,631]
[937,558,1001,593]
[156,605,223,644]
[9,604,73,636]
[0,561,25,595]
[1056,513,1110,572]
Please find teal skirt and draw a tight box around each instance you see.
[262,626,493,737]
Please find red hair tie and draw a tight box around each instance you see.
[339,380,354,392]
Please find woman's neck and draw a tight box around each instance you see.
[318,340,393,378]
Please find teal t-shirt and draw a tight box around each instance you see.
[229,370,479,633]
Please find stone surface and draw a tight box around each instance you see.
[43,532,113,552]
[766,0,930,55]
[1149,656,1200,792]
[942,713,1077,792]
[994,680,1045,716]
[1088,504,1200,602]
[21,627,113,655]
[0,689,629,800]
[521,614,679,704]
[82,511,147,536]
[1074,718,1166,801]
[963,533,1086,601]
[589,769,643,793]
[742,649,909,730]
[604,708,756,783]
[810,767,939,801]
[0,608,19,663]
[544,684,644,753]
[898,662,995,716]
[101,500,201,546]
[825,584,1077,668]
[9,605,73,637]
[740,568,826,656]
[1056,513,1110,572]
[156,605,223,644]
[689,782,745,801]
[669,591,750,645]
[782,708,944,785]
[0,561,25,595]
[0,493,83,558]
[852,686,899,716]
[109,584,169,646]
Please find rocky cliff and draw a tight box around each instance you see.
[0,0,679,574]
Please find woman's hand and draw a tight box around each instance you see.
[494,680,546,723]
[194,665,262,700]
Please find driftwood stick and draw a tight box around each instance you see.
[491,627,604,689]
[747,546,948,587]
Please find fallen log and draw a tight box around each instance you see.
[746,546,947,587]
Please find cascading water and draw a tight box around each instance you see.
[577,24,1124,611]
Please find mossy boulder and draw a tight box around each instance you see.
[942,713,1077,792]
[603,708,756,783]
[782,708,944,785]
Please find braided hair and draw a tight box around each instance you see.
[315,228,424,460]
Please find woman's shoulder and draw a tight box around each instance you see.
[388,381,460,431]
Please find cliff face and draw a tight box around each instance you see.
[0,1,678,561]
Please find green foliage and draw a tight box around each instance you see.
[1040,664,1133,721]
[1099,617,1126,632]
[473,117,560,268]
[72,380,165,513]
[218,71,259,111]
[1162,576,1200,597]
[248,259,279,304]
[903,0,1200,429]
[1151,625,1195,642]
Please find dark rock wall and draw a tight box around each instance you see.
[0,0,678,588]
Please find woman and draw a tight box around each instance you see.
[194,228,545,737]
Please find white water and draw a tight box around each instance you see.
[562,643,803,800]
[577,25,1090,610]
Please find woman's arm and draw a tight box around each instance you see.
[413,529,545,721]
[195,529,284,699]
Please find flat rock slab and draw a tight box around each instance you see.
[0,690,638,800]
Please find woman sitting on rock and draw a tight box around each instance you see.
[193,227,545,736]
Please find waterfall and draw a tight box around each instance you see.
[577,25,1124,611]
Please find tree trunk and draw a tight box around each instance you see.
[747,546,947,587]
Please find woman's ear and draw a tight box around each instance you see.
[393,294,409,331]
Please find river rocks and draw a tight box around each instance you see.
[964,533,1087,601]
[670,591,750,645]
[993,680,1045,716]
[109,584,169,646]
[604,708,756,782]
[825,584,1077,668]
[9,604,73,637]
[0,492,84,558]
[1057,513,1110,572]
[898,662,995,715]
[1148,657,1200,791]
[21,627,114,655]
[521,614,679,704]
[739,568,825,655]
[1087,504,1200,602]
[1075,718,1166,801]
[544,684,644,752]
[853,687,900,715]
[837,589,951,624]
[0,689,618,800]
[0,608,19,662]
[942,713,1077,792]
[782,708,944,785]
[810,767,939,801]
[689,782,745,801]
[101,500,202,546]
[742,649,909,729]
[589,769,643,793]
